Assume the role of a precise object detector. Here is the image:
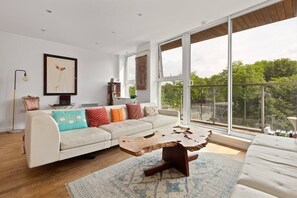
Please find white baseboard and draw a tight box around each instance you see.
[210,132,252,150]
[0,128,10,133]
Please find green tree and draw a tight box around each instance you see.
[266,75,297,130]
[161,82,183,110]
[161,58,297,131]
[264,58,297,81]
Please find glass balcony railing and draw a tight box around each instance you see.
[191,82,297,134]
[162,82,297,135]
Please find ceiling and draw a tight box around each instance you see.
[0,0,267,54]
[161,0,297,51]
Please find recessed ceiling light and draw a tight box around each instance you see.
[138,13,142,16]
[46,9,52,13]
[41,29,46,32]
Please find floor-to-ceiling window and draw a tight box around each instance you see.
[159,38,184,115]
[231,16,297,135]
[158,0,297,136]
[190,23,228,129]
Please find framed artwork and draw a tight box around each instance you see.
[44,54,77,95]
[136,55,147,90]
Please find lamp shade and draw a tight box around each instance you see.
[23,75,29,81]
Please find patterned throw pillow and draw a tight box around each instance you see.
[144,106,158,117]
[126,103,144,119]
[85,107,110,127]
[111,108,124,122]
[23,97,39,111]
[52,110,88,132]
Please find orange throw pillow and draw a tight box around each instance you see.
[111,108,124,122]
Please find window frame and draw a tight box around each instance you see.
[158,37,184,82]
[157,0,285,137]
[125,54,136,97]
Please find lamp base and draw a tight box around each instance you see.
[8,129,24,133]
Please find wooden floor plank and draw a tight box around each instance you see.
[0,132,246,197]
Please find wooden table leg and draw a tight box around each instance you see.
[143,161,173,176]
[143,145,199,177]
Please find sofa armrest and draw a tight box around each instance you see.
[25,111,60,168]
[158,109,180,118]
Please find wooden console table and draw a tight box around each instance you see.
[119,126,212,177]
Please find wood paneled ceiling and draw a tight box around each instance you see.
[161,0,297,52]
[232,0,297,33]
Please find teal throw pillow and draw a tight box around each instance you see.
[52,110,88,132]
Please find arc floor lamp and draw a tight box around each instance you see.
[10,69,29,132]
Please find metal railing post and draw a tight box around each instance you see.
[261,85,265,132]
[244,87,247,125]
[213,87,216,124]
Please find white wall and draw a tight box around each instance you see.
[136,42,151,103]
[0,31,116,132]
[136,42,158,104]
[149,42,158,105]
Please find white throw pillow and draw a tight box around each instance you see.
[144,106,158,117]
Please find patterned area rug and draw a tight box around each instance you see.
[66,151,242,198]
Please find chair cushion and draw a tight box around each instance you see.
[231,184,277,198]
[99,120,152,139]
[237,145,297,198]
[126,103,144,119]
[139,115,177,128]
[110,108,124,122]
[52,110,88,132]
[60,127,111,150]
[85,107,110,127]
[252,134,297,152]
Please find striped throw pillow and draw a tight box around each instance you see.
[126,103,144,119]
[85,107,110,127]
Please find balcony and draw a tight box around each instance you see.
[162,81,297,136]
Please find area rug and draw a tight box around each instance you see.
[66,151,242,198]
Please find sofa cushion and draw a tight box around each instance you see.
[252,134,297,152]
[231,184,277,198]
[126,103,144,119]
[111,108,124,122]
[247,145,297,168]
[85,107,110,127]
[139,115,177,128]
[236,145,297,198]
[60,127,111,150]
[52,110,88,132]
[99,120,152,139]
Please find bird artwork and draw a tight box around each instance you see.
[56,65,66,72]
[55,65,66,92]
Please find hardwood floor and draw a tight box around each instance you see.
[0,132,246,198]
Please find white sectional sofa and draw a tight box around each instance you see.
[25,103,179,168]
[232,134,297,198]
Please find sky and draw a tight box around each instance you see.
[162,17,297,78]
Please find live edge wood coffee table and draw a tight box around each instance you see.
[119,126,212,177]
